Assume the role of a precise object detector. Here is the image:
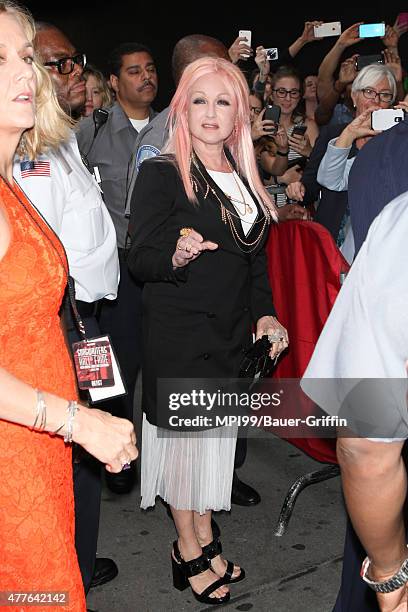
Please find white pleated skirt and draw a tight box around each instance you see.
[141,414,238,515]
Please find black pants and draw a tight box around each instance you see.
[234,436,247,470]
[332,519,378,612]
[98,249,143,421]
[65,302,102,594]
[333,444,408,611]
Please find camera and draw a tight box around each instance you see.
[265,47,278,61]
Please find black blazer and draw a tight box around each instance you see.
[127,154,275,427]
[302,123,357,240]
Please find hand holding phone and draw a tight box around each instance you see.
[238,30,252,58]
[288,128,311,158]
[264,104,281,133]
[292,125,307,137]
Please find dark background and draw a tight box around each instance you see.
[23,2,407,110]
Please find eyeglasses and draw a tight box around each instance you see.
[250,106,262,115]
[44,53,87,75]
[360,88,393,103]
[273,88,301,99]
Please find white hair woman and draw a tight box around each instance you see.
[316,63,397,260]
[318,64,397,192]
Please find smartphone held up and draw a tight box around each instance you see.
[359,23,385,38]
[356,54,384,71]
[238,29,252,58]
[371,109,404,131]
[265,47,279,61]
[264,104,281,134]
[314,21,342,38]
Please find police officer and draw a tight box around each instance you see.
[13,21,120,593]
[77,42,158,494]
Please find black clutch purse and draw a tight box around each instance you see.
[238,335,274,379]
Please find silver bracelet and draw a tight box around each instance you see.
[63,400,79,444]
[32,389,47,432]
[361,545,408,593]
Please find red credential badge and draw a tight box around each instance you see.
[72,337,114,390]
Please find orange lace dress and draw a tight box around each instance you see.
[0,179,85,611]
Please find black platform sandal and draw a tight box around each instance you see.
[202,538,246,584]
[171,540,230,605]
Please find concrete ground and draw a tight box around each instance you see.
[86,410,346,612]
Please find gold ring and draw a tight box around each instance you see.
[180,227,193,237]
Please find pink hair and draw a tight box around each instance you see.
[163,57,277,219]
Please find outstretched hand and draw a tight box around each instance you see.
[172,228,218,269]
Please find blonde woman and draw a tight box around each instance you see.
[82,64,113,117]
[0,3,137,609]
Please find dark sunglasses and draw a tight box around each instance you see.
[44,53,86,75]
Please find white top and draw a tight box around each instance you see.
[13,132,119,303]
[301,190,408,439]
[129,117,150,132]
[207,170,257,235]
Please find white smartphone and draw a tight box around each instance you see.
[314,21,342,38]
[265,47,279,61]
[371,109,404,131]
[239,29,252,57]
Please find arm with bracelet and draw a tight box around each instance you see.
[0,365,137,473]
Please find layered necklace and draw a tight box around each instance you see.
[223,156,254,216]
[191,151,271,253]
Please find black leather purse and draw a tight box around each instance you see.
[238,335,274,379]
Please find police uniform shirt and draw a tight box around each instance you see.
[77,102,157,249]
[13,132,119,303]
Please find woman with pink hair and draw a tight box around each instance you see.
[128,57,288,605]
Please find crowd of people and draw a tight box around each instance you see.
[1,1,408,610]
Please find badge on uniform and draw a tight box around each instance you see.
[72,335,126,402]
[20,159,51,178]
